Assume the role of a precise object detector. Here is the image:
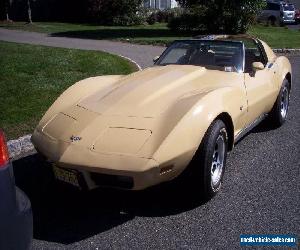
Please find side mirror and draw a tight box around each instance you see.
[252,62,265,71]
[153,56,160,63]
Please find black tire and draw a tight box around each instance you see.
[268,16,277,26]
[190,120,228,199]
[269,79,290,127]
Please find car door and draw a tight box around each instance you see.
[243,40,276,126]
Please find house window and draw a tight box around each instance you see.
[155,0,160,9]
[160,0,168,9]
[144,0,177,9]
[152,0,156,8]
[144,0,151,8]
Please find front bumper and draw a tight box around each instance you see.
[83,163,160,190]
[48,157,161,190]
[282,18,296,23]
[32,130,162,190]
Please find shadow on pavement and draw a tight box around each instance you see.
[233,118,279,148]
[13,154,207,245]
[251,118,280,133]
[50,28,191,42]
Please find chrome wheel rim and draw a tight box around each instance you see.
[211,134,225,187]
[280,87,289,119]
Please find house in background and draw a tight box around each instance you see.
[143,0,178,9]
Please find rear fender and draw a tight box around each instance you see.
[275,56,292,89]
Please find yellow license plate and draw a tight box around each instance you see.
[52,165,81,188]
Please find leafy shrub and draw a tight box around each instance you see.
[156,10,169,22]
[146,13,156,25]
[146,8,184,25]
[168,6,206,32]
[137,7,153,24]
[88,0,142,25]
[168,0,266,34]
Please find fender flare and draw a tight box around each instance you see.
[276,56,292,89]
[152,87,239,174]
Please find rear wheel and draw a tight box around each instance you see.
[191,120,228,199]
[269,79,290,127]
[268,16,277,26]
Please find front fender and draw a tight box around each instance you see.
[152,86,243,179]
[36,75,124,130]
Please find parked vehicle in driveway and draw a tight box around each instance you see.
[257,1,296,25]
[281,3,296,24]
[32,35,292,199]
[0,129,33,250]
[295,9,300,23]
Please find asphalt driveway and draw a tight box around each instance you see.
[287,23,300,30]
[0,28,165,69]
[12,56,300,249]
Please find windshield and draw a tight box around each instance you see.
[283,4,295,11]
[156,40,244,73]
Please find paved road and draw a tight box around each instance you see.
[0,28,164,69]
[12,56,300,249]
[287,23,300,30]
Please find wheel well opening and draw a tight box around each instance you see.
[268,16,276,21]
[216,113,234,151]
[286,73,292,89]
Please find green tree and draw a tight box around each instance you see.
[88,0,143,25]
[172,0,266,33]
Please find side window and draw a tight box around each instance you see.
[268,3,280,11]
[244,40,266,73]
[274,4,280,11]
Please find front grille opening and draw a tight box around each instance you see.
[90,172,134,189]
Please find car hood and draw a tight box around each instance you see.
[35,65,242,159]
[78,65,225,118]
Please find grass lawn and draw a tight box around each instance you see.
[0,41,137,140]
[248,25,300,49]
[1,21,300,48]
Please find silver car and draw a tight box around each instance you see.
[258,1,296,25]
[281,3,296,23]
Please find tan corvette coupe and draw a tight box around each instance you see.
[32,35,292,198]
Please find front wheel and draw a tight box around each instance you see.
[191,120,228,199]
[268,16,277,26]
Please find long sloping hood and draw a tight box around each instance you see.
[33,65,244,160]
[78,65,220,118]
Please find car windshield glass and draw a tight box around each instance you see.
[283,4,294,11]
[156,40,244,73]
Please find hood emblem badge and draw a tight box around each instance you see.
[70,135,82,142]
